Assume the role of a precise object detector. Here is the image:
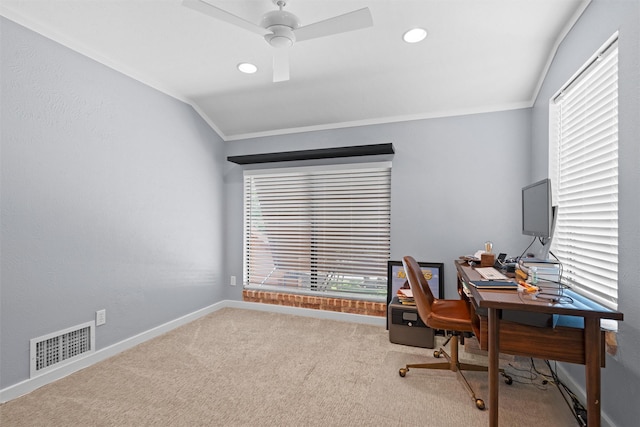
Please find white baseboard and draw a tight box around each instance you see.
[0,300,386,403]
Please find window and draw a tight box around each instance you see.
[549,34,618,310]
[243,162,391,302]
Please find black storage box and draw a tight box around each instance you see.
[388,298,435,348]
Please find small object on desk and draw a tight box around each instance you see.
[469,280,518,290]
[475,267,508,280]
[480,253,495,267]
[503,262,517,273]
[517,280,539,294]
[460,255,481,263]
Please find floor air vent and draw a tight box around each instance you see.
[30,321,95,377]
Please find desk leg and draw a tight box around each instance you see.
[584,317,601,427]
[488,307,500,427]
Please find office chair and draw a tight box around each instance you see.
[398,255,491,410]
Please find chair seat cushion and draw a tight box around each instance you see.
[427,299,474,332]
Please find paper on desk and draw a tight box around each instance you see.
[397,288,413,298]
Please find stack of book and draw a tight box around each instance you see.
[516,258,561,283]
[396,288,415,305]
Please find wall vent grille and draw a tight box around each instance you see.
[30,321,95,377]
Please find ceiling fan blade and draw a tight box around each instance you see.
[273,48,290,83]
[182,0,269,37]
[293,7,373,42]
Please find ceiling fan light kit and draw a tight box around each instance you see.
[263,25,297,48]
[183,0,373,82]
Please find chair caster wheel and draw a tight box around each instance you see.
[504,375,513,385]
[399,368,407,377]
[433,351,441,358]
[475,399,486,410]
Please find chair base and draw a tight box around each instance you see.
[398,335,512,410]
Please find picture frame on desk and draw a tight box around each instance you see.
[387,261,444,305]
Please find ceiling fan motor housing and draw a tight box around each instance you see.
[261,10,300,47]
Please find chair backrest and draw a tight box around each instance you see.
[402,255,436,323]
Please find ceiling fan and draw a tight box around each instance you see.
[182,0,373,82]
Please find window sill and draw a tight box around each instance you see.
[242,289,387,317]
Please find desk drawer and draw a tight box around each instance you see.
[476,316,605,366]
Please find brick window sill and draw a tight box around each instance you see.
[242,289,386,317]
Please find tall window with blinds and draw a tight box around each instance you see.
[243,162,391,301]
[549,35,618,310]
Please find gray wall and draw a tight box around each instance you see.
[530,1,640,426]
[0,18,227,388]
[224,110,533,301]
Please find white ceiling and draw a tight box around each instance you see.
[1,0,590,141]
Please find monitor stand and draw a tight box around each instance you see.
[536,238,552,261]
[536,205,557,261]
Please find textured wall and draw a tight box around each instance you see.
[1,18,226,388]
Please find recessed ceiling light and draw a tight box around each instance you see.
[237,62,258,74]
[403,28,427,43]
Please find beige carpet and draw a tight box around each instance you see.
[0,307,578,426]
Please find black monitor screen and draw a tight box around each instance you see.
[522,178,552,238]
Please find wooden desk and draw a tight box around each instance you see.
[455,261,623,427]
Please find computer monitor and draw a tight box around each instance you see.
[522,178,556,259]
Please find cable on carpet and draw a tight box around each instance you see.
[538,359,588,427]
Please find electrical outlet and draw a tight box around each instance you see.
[96,309,106,326]
[230,276,237,286]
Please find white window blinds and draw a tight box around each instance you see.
[243,162,391,301]
[550,36,618,309]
